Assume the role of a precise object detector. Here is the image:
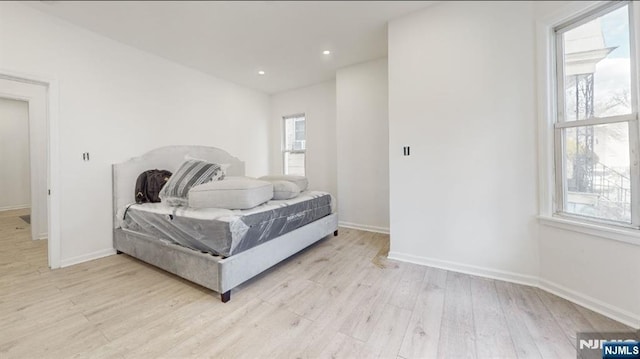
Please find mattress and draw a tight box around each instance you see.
[120,191,333,257]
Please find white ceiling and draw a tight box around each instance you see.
[29,1,434,94]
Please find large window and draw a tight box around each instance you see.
[554,2,639,227]
[283,114,305,176]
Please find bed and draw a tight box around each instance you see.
[112,145,338,302]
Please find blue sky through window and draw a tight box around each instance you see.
[601,5,629,59]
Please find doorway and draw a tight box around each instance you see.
[0,98,30,215]
[0,74,58,268]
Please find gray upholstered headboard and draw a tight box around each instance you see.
[112,145,245,228]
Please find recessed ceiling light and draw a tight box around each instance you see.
[322,50,331,55]
[258,70,265,75]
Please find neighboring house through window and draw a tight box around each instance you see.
[553,1,639,227]
[283,114,306,176]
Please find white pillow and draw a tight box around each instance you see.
[188,178,273,210]
[259,175,308,191]
[271,180,300,200]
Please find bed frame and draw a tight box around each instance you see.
[112,145,338,302]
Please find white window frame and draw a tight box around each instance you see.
[282,113,306,175]
[537,1,640,245]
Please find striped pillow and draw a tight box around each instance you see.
[159,159,225,206]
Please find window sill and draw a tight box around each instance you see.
[538,215,640,247]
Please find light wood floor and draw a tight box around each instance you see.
[0,209,634,358]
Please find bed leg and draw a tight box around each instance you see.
[221,291,231,303]
[333,230,339,237]
[116,250,123,254]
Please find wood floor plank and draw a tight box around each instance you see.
[281,281,339,321]
[437,272,476,359]
[469,276,518,358]
[339,261,405,341]
[317,332,372,359]
[1,210,634,358]
[0,296,80,342]
[78,297,218,358]
[573,302,635,333]
[494,281,543,359]
[259,273,315,305]
[516,285,577,358]
[398,267,447,359]
[535,288,596,347]
[363,303,412,358]
[496,281,575,358]
[0,313,108,357]
[294,272,380,358]
[163,298,278,358]
[387,262,427,310]
[209,305,313,358]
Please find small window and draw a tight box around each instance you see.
[554,2,639,226]
[283,114,305,176]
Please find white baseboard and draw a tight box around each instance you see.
[387,251,539,287]
[539,279,640,330]
[388,251,640,329]
[0,204,30,211]
[339,221,389,234]
[36,232,47,240]
[60,248,117,268]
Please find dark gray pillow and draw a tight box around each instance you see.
[159,159,225,206]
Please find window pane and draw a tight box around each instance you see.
[294,120,306,150]
[561,5,631,121]
[284,152,305,176]
[563,122,631,223]
[284,118,295,151]
[284,116,305,151]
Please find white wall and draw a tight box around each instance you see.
[0,98,30,211]
[269,81,337,196]
[0,2,270,266]
[269,61,389,233]
[388,2,539,277]
[336,58,389,233]
[533,1,640,327]
[539,225,640,326]
[387,0,640,328]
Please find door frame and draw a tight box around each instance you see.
[0,70,60,269]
